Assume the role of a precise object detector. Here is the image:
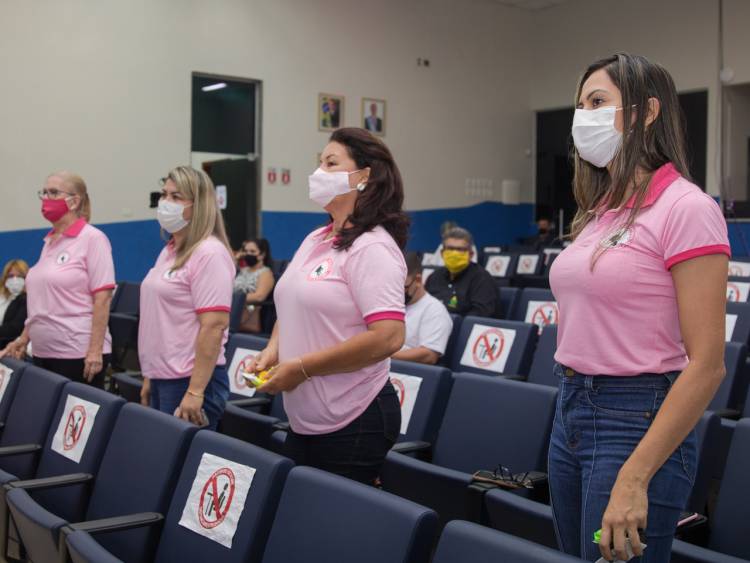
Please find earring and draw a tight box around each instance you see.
[356,181,367,192]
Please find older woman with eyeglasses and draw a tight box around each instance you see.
[0,172,115,388]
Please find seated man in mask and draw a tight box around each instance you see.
[425,227,497,318]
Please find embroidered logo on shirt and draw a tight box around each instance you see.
[307,258,333,281]
[600,227,633,249]
[56,252,70,265]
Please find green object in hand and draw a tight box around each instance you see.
[593,529,602,544]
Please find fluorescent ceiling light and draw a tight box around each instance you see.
[202,82,227,92]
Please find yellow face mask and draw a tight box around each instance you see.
[443,249,470,274]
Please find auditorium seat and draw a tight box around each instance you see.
[62,431,293,563]
[497,287,520,320]
[110,371,143,403]
[526,325,558,387]
[0,383,124,557]
[432,520,581,563]
[260,466,438,563]
[514,253,545,277]
[671,419,750,562]
[220,394,287,451]
[381,374,556,528]
[450,317,538,377]
[513,288,558,333]
[725,302,750,345]
[708,343,747,416]
[7,404,197,563]
[484,487,557,549]
[0,358,27,424]
[110,282,140,316]
[228,291,246,333]
[438,313,463,368]
[484,253,517,281]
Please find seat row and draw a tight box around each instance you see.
[0,358,592,562]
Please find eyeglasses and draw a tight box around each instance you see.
[37,188,75,200]
[443,246,470,253]
[491,465,533,489]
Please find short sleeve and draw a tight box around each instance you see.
[417,300,453,355]
[85,230,116,294]
[662,191,731,269]
[343,242,407,324]
[188,241,234,314]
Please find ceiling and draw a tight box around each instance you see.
[492,0,569,11]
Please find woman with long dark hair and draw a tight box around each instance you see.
[248,127,409,484]
[548,53,729,562]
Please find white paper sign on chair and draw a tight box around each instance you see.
[516,255,540,275]
[178,453,256,548]
[485,256,511,278]
[51,395,101,464]
[0,365,14,404]
[728,261,750,277]
[227,348,263,398]
[389,373,423,435]
[524,300,559,334]
[459,324,516,374]
[726,314,738,343]
[727,281,750,303]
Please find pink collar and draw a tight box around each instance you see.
[46,217,87,239]
[624,162,681,209]
[316,223,341,244]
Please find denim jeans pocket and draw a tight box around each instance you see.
[585,386,660,419]
[677,430,698,485]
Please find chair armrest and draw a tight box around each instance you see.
[272,421,290,432]
[7,472,93,492]
[713,408,741,420]
[68,512,163,535]
[391,441,431,455]
[671,538,749,563]
[501,374,526,381]
[229,397,271,408]
[0,443,42,457]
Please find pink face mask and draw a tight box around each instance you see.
[41,198,70,223]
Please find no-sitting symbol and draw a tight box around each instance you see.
[198,468,236,530]
[63,405,86,451]
[472,328,506,367]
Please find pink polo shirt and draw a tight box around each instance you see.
[275,224,407,435]
[550,163,730,376]
[138,236,235,380]
[25,218,115,359]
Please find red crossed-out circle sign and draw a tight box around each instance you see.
[729,265,743,276]
[199,467,236,529]
[234,354,257,389]
[531,303,558,327]
[472,328,506,367]
[63,405,87,451]
[727,282,742,303]
[390,377,406,407]
[520,257,533,271]
[488,257,507,276]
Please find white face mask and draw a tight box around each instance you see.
[157,200,191,233]
[5,277,24,296]
[572,106,623,168]
[308,167,365,208]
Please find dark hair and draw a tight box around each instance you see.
[243,238,273,267]
[329,128,410,251]
[404,251,422,276]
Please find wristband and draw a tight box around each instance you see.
[299,358,312,381]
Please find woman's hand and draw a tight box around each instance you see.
[83,349,103,382]
[245,346,279,375]
[140,377,151,406]
[598,472,648,561]
[174,392,207,426]
[0,336,28,360]
[257,360,307,395]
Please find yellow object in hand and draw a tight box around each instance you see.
[242,368,273,388]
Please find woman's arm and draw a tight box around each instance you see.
[84,289,113,381]
[258,319,404,394]
[599,254,727,561]
[392,346,441,365]
[244,270,275,304]
[174,310,229,425]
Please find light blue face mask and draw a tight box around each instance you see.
[572,106,624,168]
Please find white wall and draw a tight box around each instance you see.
[0,0,534,232]
[725,84,750,201]
[528,0,750,198]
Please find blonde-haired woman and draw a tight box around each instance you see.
[0,260,29,348]
[138,166,235,430]
[0,172,115,388]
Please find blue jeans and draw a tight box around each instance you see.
[150,367,230,431]
[548,364,697,562]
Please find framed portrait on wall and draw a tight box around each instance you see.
[362,97,386,136]
[318,93,344,132]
